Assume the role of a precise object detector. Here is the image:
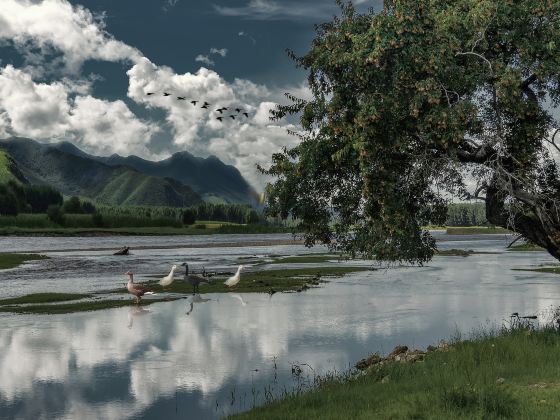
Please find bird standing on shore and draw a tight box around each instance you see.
[182,262,208,294]
[224,265,243,288]
[126,271,154,304]
[160,265,178,288]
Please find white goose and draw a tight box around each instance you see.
[160,264,178,288]
[224,265,244,288]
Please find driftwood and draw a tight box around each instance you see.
[114,246,130,256]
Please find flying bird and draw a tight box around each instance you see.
[242,112,249,118]
[229,115,236,120]
[126,271,154,304]
[216,109,224,114]
[203,102,211,106]
[191,100,198,106]
[160,264,178,288]
[163,92,171,97]
[177,96,186,100]
[201,104,209,109]
[235,108,243,113]
[216,117,224,121]
[224,265,244,288]
[146,92,155,96]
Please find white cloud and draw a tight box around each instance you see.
[0,65,159,158]
[0,0,141,73]
[0,0,303,190]
[194,54,215,67]
[210,47,228,57]
[215,0,333,20]
[127,58,298,188]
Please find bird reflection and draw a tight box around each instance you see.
[127,305,151,329]
[186,293,212,316]
[230,293,247,306]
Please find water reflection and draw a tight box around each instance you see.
[1,235,560,418]
[186,294,212,316]
[127,306,151,329]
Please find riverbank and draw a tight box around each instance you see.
[234,327,560,419]
[0,253,47,269]
[0,224,292,236]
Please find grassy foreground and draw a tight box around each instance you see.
[0,253,48,269]
[234,328,560,419]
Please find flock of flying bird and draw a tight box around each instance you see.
[145,91,250,122]
[126,263,244,304]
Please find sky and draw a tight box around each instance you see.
[0,0,381,189]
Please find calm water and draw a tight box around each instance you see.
[0,233,559,419]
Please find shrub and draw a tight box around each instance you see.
[47,205,65,226]
[182,208,197,226]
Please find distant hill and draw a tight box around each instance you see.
[0,138,202,207]
[55,144,257,204]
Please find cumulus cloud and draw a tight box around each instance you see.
[0,0,141,73]
[0,65,159,157]
[0,0,301,190]
[127,58,298,188]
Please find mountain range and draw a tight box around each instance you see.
[0,137,257,208]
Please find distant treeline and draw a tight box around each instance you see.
[0,181,62,215]
[0,182,264,228]
[446,203,487,226]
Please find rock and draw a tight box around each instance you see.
[496,377,506,385]
[388,345,408,359]
[437,340,450,351]
[356,353,383,370]
[404,350,425,363]
[381,375,390,384]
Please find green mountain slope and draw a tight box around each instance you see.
[0,138,201,207]
[54,144,258,204]
[0,150,27,184]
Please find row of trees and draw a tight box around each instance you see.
[0,181,63,216]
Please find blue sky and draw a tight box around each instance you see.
[0,0,381,188]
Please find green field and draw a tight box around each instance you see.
[234,328,560,419]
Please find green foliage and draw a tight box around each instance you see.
[263,0,560,264]
[47,204,65,226]
[446,203,487,226]
[182,208,197,225]
[63,196,83,213]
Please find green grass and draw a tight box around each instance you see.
[0,253,48,269]
[0,297,180,314]
[436,249,475,257]
[447,226,511,235]
[143,266,373,294]
[0,293,90,305]
[267,254,343,264]
[234,328,560,419]
[508,243,545,252]
[0,150,15,183]
[513,266,560,275]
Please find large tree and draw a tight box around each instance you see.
[263,0,560,263]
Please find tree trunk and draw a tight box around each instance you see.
[485,183,560,260]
